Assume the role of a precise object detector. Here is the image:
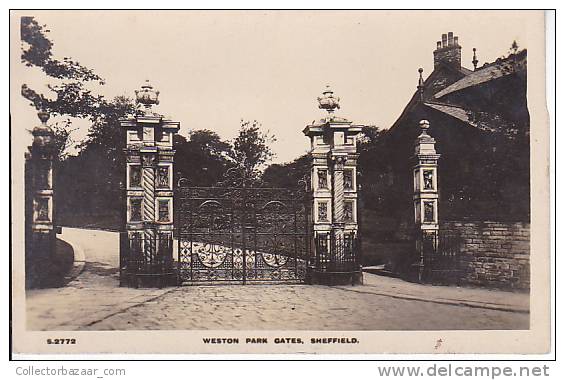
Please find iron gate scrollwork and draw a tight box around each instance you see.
[176,182,310,284]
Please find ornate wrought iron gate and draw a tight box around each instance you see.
[176,182,310,285]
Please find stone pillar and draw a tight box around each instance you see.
[413,120,441,281]
[303,86,363,285]
[25,111,57,288]
[119,81,180,287]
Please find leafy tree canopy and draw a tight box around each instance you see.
[227,120,276,185]
[21,16,106,121]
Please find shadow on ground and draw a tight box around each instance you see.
[84,261,120,278]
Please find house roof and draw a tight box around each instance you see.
[458,66,474,76]
[434,51,526,99]
[389,49,527,135]
[424,101,517,135]
[388,64,469,131]
[423,102,477,127]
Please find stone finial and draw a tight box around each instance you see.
[417,68,425,102]
[317,85,340,114]
[37,111,50,124]
[32,111,54,148]
[418,119,432,139]
[135,80,160,110]
[472,48,479,70]
[419,119,430,133]
[415,120,437,156]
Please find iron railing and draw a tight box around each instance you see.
[418,230,462,284]
[314,231,360,273]
[120,232,174,287]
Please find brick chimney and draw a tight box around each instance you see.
[433,32,461,70]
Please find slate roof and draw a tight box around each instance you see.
[423,102,476,127]
[458,66,474,76]
[423,102,503,133]
[434,51,527,99]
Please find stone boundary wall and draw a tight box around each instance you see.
[440,221,530,290]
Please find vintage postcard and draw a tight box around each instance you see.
[10,10,551,355]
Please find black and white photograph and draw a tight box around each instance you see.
[9,9,551,355]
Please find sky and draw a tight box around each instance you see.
[11,10,533,163]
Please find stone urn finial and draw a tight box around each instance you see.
[317,85,340,114]
[32,111,54,148]
[37,111,50,124]
[135,80,160,112]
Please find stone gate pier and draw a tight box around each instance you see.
[413,119,441,282]
[25,111,57,288]
[303,86,364,285]
[119,81,180,287]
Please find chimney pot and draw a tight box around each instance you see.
[433,32,462,69]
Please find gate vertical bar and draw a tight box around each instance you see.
[294,201,298,274]
[242,186,247,285]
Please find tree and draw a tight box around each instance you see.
[54,96,136,224]
[20,16,113,162]
[357,125,383,157]
[20,16,105,120]
[509,40,519,55]
[174,130,232,186]
[78,96,135,162]
[20,17,140,226]
[228,120,276,185]
[48,119,76,160]
[262,154,310,188]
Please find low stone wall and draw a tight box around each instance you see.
[440,221,530,290]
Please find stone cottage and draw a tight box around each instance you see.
[362,32,530,289]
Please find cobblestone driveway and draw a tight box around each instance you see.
[26,228,529,331]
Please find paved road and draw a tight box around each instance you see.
[26,228,529,331]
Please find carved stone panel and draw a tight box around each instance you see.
[318,201,328,222]
[318,169,328,189]
[423,169,434,190]
[158,199,170,222]
[344,201,354,222]
[157,166,169,188]
[129,165,142,188]
[130,198,142,222]
[344,169,353,190]
[35,198,49,222]
[424,201,435,223]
